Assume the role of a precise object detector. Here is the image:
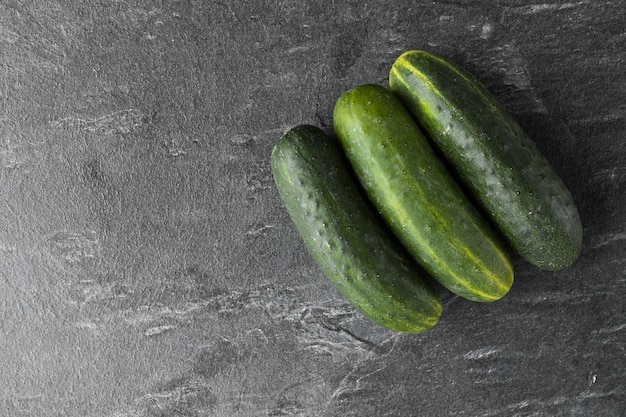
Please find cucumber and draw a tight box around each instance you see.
[389,50,583,270]
[271,125,441,332]
[333,85,513,302]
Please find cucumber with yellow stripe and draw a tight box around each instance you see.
[389,50,582,270]
[271,125,442,332]
[333,84,513,302]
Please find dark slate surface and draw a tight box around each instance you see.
[1,1,625,416]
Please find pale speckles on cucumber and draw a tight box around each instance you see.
[272,124,441,333]
[390,49,582,270]
[334,84,513,302]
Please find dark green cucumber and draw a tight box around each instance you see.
[271,125,441,332]
[389,50,582,270]
[333,85,513,302]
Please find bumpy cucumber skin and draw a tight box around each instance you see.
[333,85,513,302]
[271,125,441,333]
[389,50,583,271]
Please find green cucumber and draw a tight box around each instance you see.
[271,125,441,332]
[333,84,513,302]
[389,50,582,270]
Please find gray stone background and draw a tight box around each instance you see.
[1,1,625,416]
